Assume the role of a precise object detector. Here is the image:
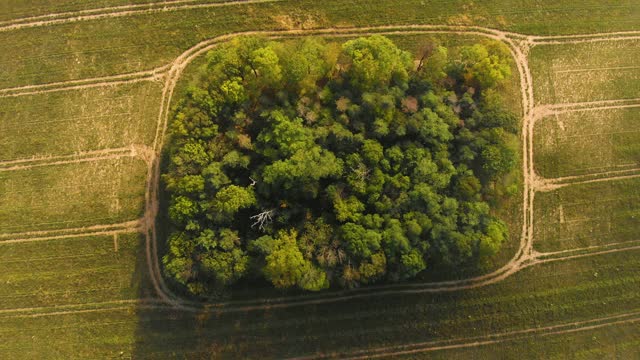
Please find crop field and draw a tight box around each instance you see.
[533,178,640,252]
[533,107,640,178]
[0,0,639,358]
[0,81,163,160]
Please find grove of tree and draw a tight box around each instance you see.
[162,35,519,295]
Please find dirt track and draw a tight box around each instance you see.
[0,0,283,33]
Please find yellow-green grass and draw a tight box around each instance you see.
[533,178,640,253]
[2,0,640,88]
[0,0,229,22]
[0,157,147,233]
[533,107,640,178]
[1,249,638,358]
[530,39,640,105]
[397,320,640,359]
[0,233,149,310]
[0,81,163,161]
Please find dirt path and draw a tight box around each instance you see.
[0,0,283,33]
[0,66,167,98]
[0,144,154,172]
[0,220,141,243]
[0,147,136,172]
[534,239,640,260]
[533,167,640,192]
[301,311,640,359]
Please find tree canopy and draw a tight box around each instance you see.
[162,35,519,295]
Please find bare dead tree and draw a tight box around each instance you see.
[250,209,275,231]
[350,164,370,181]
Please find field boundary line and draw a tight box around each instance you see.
[529,245,640,266]
[0,298,166,317]
[0,220,141,244]
[295,311,640,359]
[533,240,640,261]
[0,0,283,33]
[0,66,168,98]
[554,65,640,74]
[533,168,640,192]
[0,145,154,172]
[534,98,640,118]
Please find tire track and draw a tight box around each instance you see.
[0,220,141,244]
[533,168,640,192]
[529,245,640,267]
[0,144,154,172]
[0,0,283,33]
[293,311,640,359]
[0,299,167,318]
[534,98,640,119]
[533,239,640,261]
[0,66,167,98]
[0,146,148,172]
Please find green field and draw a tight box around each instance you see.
[2,0,639,88]
[533,178,640,253]
[0,157,147,233]
[0,233,150,309]
[0,81,163,160]
[0,0,639,358]
[529,39,640,105]
[0,249,638,358]
[533,107,640,178]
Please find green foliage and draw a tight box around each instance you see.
[162,35,518,295]
[460,42,512,89]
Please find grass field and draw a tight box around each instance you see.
[533,178,640,253]
[2,0,639,88]
[0,233,150,309]
[0,249,638,358]
[0,0,639,358]
[0,157,147,233]
[0,81,163,161]
[529,39,640,105]
[533,107,640,178]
